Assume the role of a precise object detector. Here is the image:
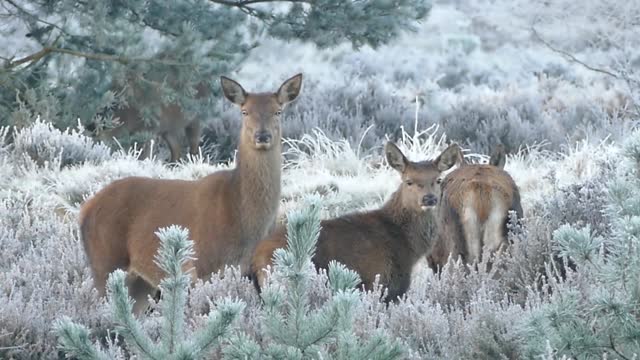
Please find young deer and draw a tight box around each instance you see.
[95,81,211,163]
[251,142,461,302]
[427,144,523,271]
[79,74,303,314]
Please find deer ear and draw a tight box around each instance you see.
[220,76,247,105]
[436,144,462,171]
[276,73,303,104]
[489,144,506,169]
[385,142,408,173]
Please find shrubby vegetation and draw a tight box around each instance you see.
[0,117,636,358]
[1,0,639,358]
[2,0,637,161]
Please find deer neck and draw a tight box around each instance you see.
[382,190,438,257]
[232,138,282,235]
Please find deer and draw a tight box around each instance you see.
[250,142,461,303]
[79,73,303,314]
[93,81,211,163]
[427,143,523,272]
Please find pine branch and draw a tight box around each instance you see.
[208,0,310,19]
[2,47,199,71]
[54,318,111,360]
[108,271,160,359]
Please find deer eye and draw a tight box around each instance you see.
[406,180,413,186]
[436,178,443,184]
[241,110,248,116]
[275,110,282,116]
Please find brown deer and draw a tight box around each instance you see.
[427,144,523,271]
[251,142,461,302]
[79,73,303,313]
[94,81,211,163]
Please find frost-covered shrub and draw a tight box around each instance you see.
[519,130,640,359]
[11,119,112,168]
[542,179,611,237]
[0,193,108,359]
[203,72,634,161]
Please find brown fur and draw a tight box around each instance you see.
[96,82,211,163]
[251,142,460,302]
[427,144,523,271]
[80,74,303,314]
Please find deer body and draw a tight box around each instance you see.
[428,145,523,270]
[80,74,302,313]
[98,82,210,162]
[251,143,460,302]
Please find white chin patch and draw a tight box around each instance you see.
[421,205,435,211]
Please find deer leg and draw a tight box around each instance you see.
[162,132,181,163]
[384,273,411,304]
[185,121,202,157]
[125,272,159,316]
[462,206,482,265]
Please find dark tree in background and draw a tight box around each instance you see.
[0,0,430,154]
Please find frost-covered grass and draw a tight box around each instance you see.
[0,118,628,359]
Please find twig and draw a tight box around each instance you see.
[209,0,310,6]
[4,0,70,37]
[609,334,631,360]
[531,26,620,79]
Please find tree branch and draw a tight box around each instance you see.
[209,0,310,6]
[531,26,620,79]
[48,48,191,66]
[207,0,310,20]
[2,46,224,72]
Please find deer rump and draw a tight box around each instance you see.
[428,164,523,270]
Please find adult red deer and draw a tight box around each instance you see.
[95,81,211,163]
[251,142,461,302]
[80,73,303,313]
[427,144,523,271]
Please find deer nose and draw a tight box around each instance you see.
[255,131,272,144]
[423,194,438,207]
